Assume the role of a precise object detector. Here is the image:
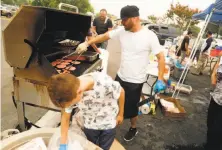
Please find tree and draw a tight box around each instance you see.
[167,2,201,30]
[30,0,94,14]
[67,0,94,14]
[147,15,158,24]
[3,0,95,14]
[189,25,200,37]
[147,14,167,24]
[2,0,29,5]
[30,0,59,8]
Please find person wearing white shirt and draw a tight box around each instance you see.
[76,5,166,141]
[175,31,187,58]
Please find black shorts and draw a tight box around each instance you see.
[176,48,181,56]
[115,75,143,119]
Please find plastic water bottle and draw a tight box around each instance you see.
[150,102,156,115]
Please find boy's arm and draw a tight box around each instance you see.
[60,109,71,144]
[116,88,125,125]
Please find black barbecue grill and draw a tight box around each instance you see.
[2,5,102,131]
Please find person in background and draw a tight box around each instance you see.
[86,12,97,37]
[191,31,213,75]
[47,73,125,150]
[84,12,100,53]
[206,56,222,150]
[175,31,187,58]
[178,31,192,63]
[92,9,113,49]
[194,38,204,62]
[87,30,101,53]
[75,5,166,142]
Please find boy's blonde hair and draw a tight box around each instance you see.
[47,74,80,108]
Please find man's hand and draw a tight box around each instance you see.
[154,80,166,93]
[116,115,123,125]
[59,144,68,150]
[76,42,88,54]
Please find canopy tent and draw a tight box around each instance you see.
[192,0,222,24]
[172,0,222,98]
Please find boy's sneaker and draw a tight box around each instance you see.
[123,127,138,141]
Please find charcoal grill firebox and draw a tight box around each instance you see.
[2,5,102,131]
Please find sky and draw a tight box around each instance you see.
[90,0,215,19]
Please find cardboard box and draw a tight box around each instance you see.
[110,139,126,150]
[159,95,186,118]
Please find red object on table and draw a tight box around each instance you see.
[210,49,222,57]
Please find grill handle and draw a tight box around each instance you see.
[58,3,79,13]
[24,39,42,66]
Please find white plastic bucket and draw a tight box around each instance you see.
[1,128,125,150]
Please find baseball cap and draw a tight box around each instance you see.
[116,5,139,20]
[207,31,212,35]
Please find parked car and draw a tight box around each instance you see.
[0,6,12,18]
[144,24,182,45]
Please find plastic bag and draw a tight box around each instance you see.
[99,48,109,74]
[1,129,20,140]
[47,128,88,150]
[174,60,184,69]
[16,137,47,150]
[216,46,222,50]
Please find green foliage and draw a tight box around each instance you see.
[2,0,94,14]
[167,2,201,30]
[2,0,29,5]
[189,25,200,37]
[30,0,94,13]
[147,15,158,24]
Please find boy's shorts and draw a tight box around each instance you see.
[84,128,116,150]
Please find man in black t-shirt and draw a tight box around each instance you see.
[86,30,100,53]
[92,9,113,49]
[179,31,192,63]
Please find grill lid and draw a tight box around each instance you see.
[3,5,91,69]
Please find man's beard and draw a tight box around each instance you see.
[124,26,130,31]
[100,17,105,21]
[124,25,132,31]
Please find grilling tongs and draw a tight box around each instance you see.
[54,49,84,71]
[61,49,85,63]
[61,50,79,60]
